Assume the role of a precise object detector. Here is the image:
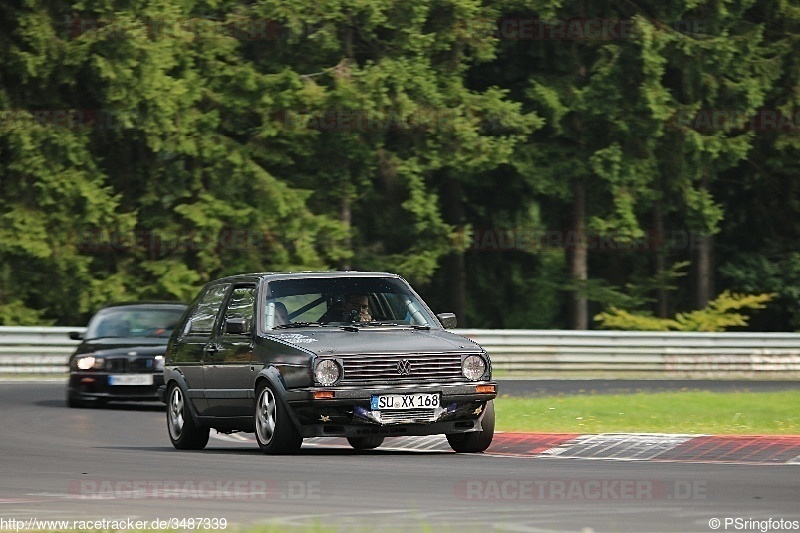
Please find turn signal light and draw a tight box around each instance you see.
[475,385,495,394]
[313,391,335,399]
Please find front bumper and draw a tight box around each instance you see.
[286,381,497,438]
[68,372,163,402]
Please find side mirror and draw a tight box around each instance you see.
[436,313,457,329]
[69,331,84,341]
[224,317,248,335]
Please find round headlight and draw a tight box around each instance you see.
[462,355,486,381]
[314,359,341,386]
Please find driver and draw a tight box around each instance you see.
[342,294,373,322]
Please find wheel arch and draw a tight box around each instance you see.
[164,370,203,427]
[254,366,303,434]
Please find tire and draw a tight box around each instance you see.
[254,382,302,454]
[347,436,385,450]
[446,400,495,453]
[166,383,209,450]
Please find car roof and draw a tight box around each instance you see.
[95,302,188,312]
[207,271,404,284]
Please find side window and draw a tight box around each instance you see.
[222,286,256,334]
[185,283,231,336]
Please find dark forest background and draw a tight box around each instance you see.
[1,0,799,330]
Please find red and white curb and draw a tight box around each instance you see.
[492,433,800,464]
[211,432,800,464]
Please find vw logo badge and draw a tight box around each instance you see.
[396,359,411,375]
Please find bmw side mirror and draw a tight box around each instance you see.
[224,317,248,335]
[69,331,84,340]
[436,313,457,329]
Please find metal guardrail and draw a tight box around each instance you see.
[0,326,84,373]
[457,329,800,377]
[1,326,799,376]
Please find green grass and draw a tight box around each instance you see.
[495,390,800,434]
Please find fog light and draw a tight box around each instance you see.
[476,385,495,394]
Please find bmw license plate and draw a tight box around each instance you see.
[371,393,439,410]
[108,374,154,386]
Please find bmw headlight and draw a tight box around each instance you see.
[314,359,341,386]
[76,356,105,370]
[155,355,165,371]
[462,354,486,381]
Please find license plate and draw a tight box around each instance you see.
[108,374,154,386]
[371,393,439,410]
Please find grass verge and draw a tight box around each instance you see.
[494,390,800,434]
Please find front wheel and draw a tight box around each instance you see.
[347,436,385,450]
[446,400,495,453]
[167,383,209,450]
[254,382,302,454]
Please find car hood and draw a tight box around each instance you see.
[264,327,482,356]
[72,338,170,357]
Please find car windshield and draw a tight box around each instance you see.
[263,277,437,330]
[85,307,186,339]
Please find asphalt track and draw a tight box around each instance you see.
[1,381,798,533]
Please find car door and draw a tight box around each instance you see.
[202,284,257,418]
[171,282,231,417]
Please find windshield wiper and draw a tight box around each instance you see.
[372,321,430,329]
[273,322,324,329]
[340,321,431,330]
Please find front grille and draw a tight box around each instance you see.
[106,359,127,372]
[378,408,438,424]
[339,352,466,384]
[105,358,158,372]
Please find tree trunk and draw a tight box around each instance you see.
[570,180,588,330]
[694,232,713,309]
[693,175,714,309]
[653,204,669,318]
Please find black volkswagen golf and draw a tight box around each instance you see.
[67,302,187,407]
[159,271,497,454]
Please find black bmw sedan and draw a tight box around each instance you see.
[67,302,187,407]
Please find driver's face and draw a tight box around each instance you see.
[345,295,371,320]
